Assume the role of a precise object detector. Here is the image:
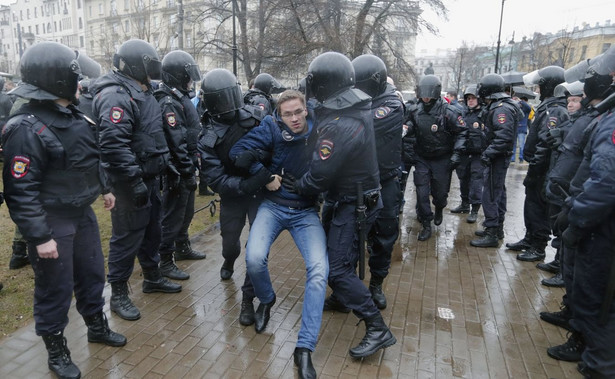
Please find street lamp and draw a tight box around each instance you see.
[507,32,515,72]
[494,0,505,73]
[231,0,237,77]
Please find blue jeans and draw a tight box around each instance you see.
[512,132,526,161]
[246,199,329,351]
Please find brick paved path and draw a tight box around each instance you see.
[0,163,580,378]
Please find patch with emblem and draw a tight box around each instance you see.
[166,112,177,127]
[11,156,30,179]
[431,124,438,132]
[319,140,334,160]
[548,117,558,129]
[497,113,506,124]
[281,130,294,141]
[110,107,124,124]
[258,103,266,111]
[457,116,465,126]
[374,106,391,119]
[473,122,480,129]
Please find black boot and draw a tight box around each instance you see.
[220,259,234,280]
[497,224,505,240]
[540,304,572,331]
[9,240,30,269]
[418,221,432,241]
[466,204,480,223]
[505,236,532,251]
[537,259,560,274]
[451,202,470,214]
[542,272,565,287]
[142,269,182,293]
[434,207,444,226]
[369,276,387,310]
[159,253,190,280]
[517,247,546,262]
[83,311,127,347]
[349,314,397,358]
[294,347,316,379]
[42,331,81,379]
[239,298,255,326]
[254,295,276,333]
[323,294,350,313]
[110,281,141,321]
[174,240,206,260]
[470,227,499,247]
[547,332,584,362]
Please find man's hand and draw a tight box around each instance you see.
[449,152,461,170]
[37,239,58,259]
[131,179,149,207]
[266,174,282,191]
[480,154,491,167]
[234,150,261,170]
[183,174,198,191]
[281,172,299,194]
[103,193,116,211]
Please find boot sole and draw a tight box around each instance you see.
[541,280,565,288]
[470,242,499,248]
[142,287,182,293]
[88,337,127,347]
[349,335,397,359]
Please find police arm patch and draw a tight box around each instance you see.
[165,112,177,127]
[457,115,465,126]
[548,117,558,129]
[497,113,507,124]
[374,106,391,119]
[11,155,31,178]
[319,139,334,160]
[110,107,124,124]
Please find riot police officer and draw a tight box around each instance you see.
[289,51,397,359]
[154,50,206,281]
[507,66,568,261]
[452,85,486,223]
[75,52,102,120]
[2,41,126,379]
[243,73,284,115]
[198,68,269,326]
[92,39,180,322]
[404,75,468,241]
[352,54,404,310]
[470,74,520,247]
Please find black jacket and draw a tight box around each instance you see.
[372,85,404,181]
[482,98,520,160]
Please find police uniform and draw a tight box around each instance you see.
[2,101,108,336]
[405,98,467,223]
[92,70,170,285]
[154,83,201,266]
[243,88,275,115]
[367,84,404,298]
[455,104,486,212]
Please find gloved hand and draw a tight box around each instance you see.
[166,164,181,191]
[183,174,198,191]
[130,179,148,207]
[281,172,298,194]
[234,150,261,171]
[523,174,539,188]
[546,128,565,150]
[480,154,491,167]
[449,152,461,170]
[562,225,584,249]
[239,168,273,195]
[553,210,569,235]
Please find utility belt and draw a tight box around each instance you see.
[333,190,380,210]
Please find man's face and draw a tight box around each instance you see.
[466,95,478,108]
[567,96,583,114]
[279,98,307,133]
[421,97,433,103]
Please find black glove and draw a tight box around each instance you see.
[480,154,491,167]
[234,150,261,171]
[449,152,461,170]
[523,174,538,188]
[166,164,181,190]
[183,174,198,191]
[546,128,565,150]
[131,179,148,207]
[553,210,569,235]
[239,168,273,195]
[562,225,584,249]
[281,172,299,194]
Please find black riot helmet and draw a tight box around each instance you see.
[200,68,243,116]
[113,39,162,83]
[524,66,565,99]
[477,74,508,100]
[553,81,584,98]
[253,73,284,95]
[416,75,442,99]
[590,45,615,76]
[12,41,81,101]
[297,77,307,95]
[161,50,201,92]
[463,84,478,100]
[583,67,614,102]
[77,52,101,79]
[352,54,387,97]
[306,51,355,102]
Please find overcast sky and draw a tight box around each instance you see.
[416,0,613,52]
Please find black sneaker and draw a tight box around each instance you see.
[536,260,560,274]
[505,238,532,251]
[517,247,545,262]
[450,203,470,214]
[547,332,584,362]
[542,272,564,288]
[540,305,572,331]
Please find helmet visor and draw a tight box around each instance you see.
[590,46,615,76]
[185,63,201,82]
[523,70,540,86]
[205,85,242,115]
[145,56,162,80]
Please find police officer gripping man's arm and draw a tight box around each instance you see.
[2,42,126,379]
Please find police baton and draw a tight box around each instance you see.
[356,182,367,280]
[194,198,220,217]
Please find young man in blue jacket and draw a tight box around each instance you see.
[230,90,327,379]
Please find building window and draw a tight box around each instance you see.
[580,45,587,60]
[603,43,612,53]
[79,17,83,28]
[80,36,84,47]
[34,7,37,17]
[124,19,130,32]
[78,0,82,9]
[568,48,575,63]
[99,4,103,15]
[35,25,39,34]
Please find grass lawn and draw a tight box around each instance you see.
[0,162,219,338]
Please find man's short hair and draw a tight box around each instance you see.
[446,90,458,98]
[276,89,306,113]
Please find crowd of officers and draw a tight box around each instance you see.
[0,37,614,379]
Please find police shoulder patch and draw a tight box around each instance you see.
[497,113,506,124]
[548,117,558,129]
[166,112,177,127]
[110,107,124,124]
[457,115,465,126]
[319,139,334,160]
[11,155,30,179]
[374,106,391,119]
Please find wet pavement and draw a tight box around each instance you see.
[0,162,581,378]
